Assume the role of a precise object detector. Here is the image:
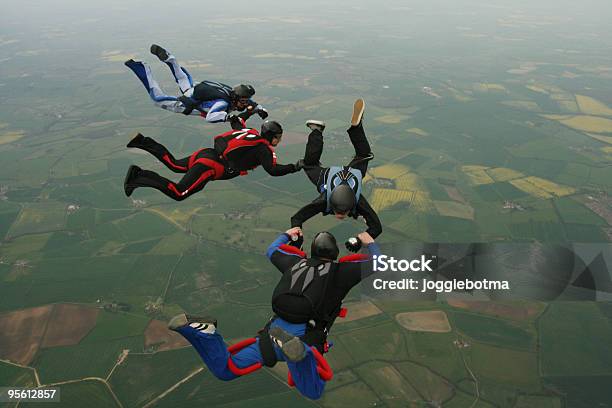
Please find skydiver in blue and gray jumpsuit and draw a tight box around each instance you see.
[291,99,382,252]
[124,44,268,125]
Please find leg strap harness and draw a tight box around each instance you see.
[225,320,334,385]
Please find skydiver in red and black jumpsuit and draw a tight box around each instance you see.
[123,120,303,201]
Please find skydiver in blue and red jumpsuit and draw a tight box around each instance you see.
[123,120,302,201]
[167,228,381,400]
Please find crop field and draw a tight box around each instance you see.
[395,311,452,333]
[575,95,612,116]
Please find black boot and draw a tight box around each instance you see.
[126,132,146,148]
[124,165,142,197]
[126,133,166,158]
[150,44,170,62]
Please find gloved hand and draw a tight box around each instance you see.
[294,159,305,171]
[178,95,195,115]
[227,114,243,130]
[238,110,253,121]
[256,108,269,119]
[345,236,362,252]
[285,227,304,249]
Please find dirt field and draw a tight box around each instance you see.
[444,186,467,204]
[0,303,100,365]
[395,311,451,333]
[41,304,99,348]
[144,319,189,352]
[0,305,53,365]
[447,300,545,321]
[335,301,383,324]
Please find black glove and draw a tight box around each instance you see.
[289,234,304,250]
[257,108,269,119]
[178,95,195,115]
[345,236,362,253]
[238,110,252,121]
[294,159,305,172]
[227,114,243,130]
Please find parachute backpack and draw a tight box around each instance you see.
[324,166,362,214]
[271,258,335,324]
[191,80,233,103]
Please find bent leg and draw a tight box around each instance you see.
[163,54,194,94]
[347,123,371,158]
[303,130,328,189]
[168,164,215,200]
[287,348,326,400]
[128,135,189,173]
[175,326,259,381]
[125,60,189,113]
[346,123,372,176]
[304,130,324,166]
[129,164,213,201]
[304,166,326,191]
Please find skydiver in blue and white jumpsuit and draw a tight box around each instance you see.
[124,44,268,125]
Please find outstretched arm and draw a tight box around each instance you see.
[356,196,382,238]
[291,196,326,229]
[203,100,230,123]
[235,100,268,123]
[256,146,298,176]
[337,232,382,289]
[267,228,305,273]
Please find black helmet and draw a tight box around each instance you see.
[330,184,356,213]
[311,232,339,260]
[232,84,255,99]
[260,120,283,141]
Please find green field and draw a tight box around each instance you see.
[81,311,150,343]
[450,311,536,350]
[540,302,612,376]
[0,362,37,388]
[109,347,202,407]
[34,336,144,384]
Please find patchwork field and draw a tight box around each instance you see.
[447,300,545,322]
[143,319,189,351]
[40,304,99,348]
[0,305,53,365]
[575,95,612,116]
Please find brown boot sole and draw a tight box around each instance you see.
[351,98,365,126]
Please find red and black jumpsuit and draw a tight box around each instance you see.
[127,129,297,201]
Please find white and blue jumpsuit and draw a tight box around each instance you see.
[125,53,262,123]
